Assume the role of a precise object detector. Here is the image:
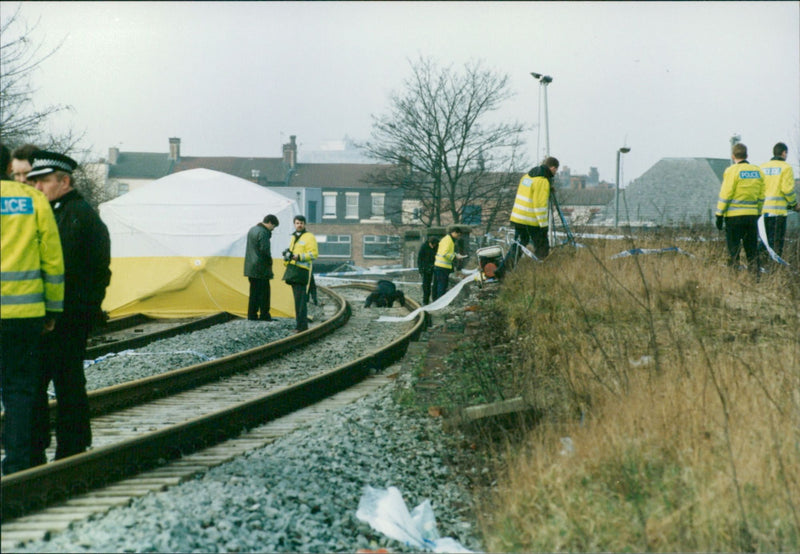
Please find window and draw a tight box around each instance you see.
[401,199,423,224]
[462,205,482,225]
[363,235,401,258]
[323,193,337,218]
[317,234,351,258]
[345,193,359,219]
[371,193,385,218]
[307,200,318,223]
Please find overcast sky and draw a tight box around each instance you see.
[7,1,800,185]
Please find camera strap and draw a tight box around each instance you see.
[289,231,307,256]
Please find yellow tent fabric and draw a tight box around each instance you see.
[99,169,299,319]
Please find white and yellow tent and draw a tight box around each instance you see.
[99,168,299,319]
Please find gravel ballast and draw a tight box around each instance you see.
[16,282,485,553]
[17,377,483,553]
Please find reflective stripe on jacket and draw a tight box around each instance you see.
[760,158,797,216]
[286,231,318,271]
[715,161,765,217]
[510,166,551,227]
[1,180,65,319]
[434,234,456,270]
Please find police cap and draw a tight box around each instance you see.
[26,151,78,179]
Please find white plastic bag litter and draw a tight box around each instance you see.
[356,485,474,553]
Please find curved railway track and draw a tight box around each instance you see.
[86,312,238,359]
[0,308,322,431]
[1,284,426,538]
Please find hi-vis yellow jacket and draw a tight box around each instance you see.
[760,158,797,216]
[715,161,765,218]
[510,165,552,227]
[286,231,318,271]
[1,180,65,319]
[434,234,457,270]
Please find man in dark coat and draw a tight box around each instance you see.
[364,280,405,308]
[416,236,439,305]
[28,151,111,460]
[244,214,279,321]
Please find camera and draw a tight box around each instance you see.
[282,249,294,262]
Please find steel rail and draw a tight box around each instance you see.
[1,289,347,428]
[85,286,349,415]
[92,313,150,335]
[1,286,425,521]
[86,312,237,359]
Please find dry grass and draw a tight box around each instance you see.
[479,237,800,552]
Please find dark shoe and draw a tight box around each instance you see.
[259,316,273,321]
[55,447,86,460]
[30,452,47,467]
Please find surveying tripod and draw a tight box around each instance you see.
[549,189,576,247]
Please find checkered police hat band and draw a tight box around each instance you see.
[33,158,74,172]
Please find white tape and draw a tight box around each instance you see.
[758,215,789,266]
[377,273,479,322]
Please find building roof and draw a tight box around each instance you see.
[596,157,728,226]
[556,188,615,206]
[108,153,174,179]
[172,157,287,183]
[104,151,393,190]
[288,163,392,189]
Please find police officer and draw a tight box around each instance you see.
[508,157,560,263]
[432,227,466,301]
[760,142,798,258]
[27,151,111,460]
[1,144,65,474]
[284,215,318,332]
[715,143,765,273]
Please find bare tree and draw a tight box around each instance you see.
[0,5,70,146]
[1,5,109,206]
[362,57,529,232]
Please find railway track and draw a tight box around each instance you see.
[0,302,328,425]
[86,312,238,359]
[1,284,426,548]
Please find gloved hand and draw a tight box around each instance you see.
[715,215,724,231]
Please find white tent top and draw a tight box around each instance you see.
[100,168,298,258]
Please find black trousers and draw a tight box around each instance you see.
[291,283,309,331]
[247,277,272,320]
[1,318,46,475]
[432,267,451,301]
[33,311,92,460]
[503,223,549,269]
[724,215,760,272]
[420,269,433,304]
[762,215,787,257]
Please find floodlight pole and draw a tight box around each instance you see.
[531,72,553,158]
[615,146,631,228]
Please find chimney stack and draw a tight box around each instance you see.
[108,147,119,165]
[282,135,297,168]
[168,137,181,161]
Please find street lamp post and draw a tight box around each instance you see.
[531,72,553,158]
[615,147,631,228]
[532,72,555,245]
